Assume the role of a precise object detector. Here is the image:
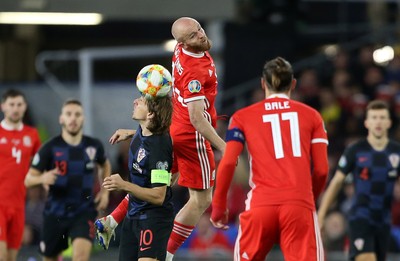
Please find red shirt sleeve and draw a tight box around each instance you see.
[311,143,329,200]
[212,140,244,210]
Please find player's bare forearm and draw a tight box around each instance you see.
[25,167,58,187]
[109,129,136,144]
[188,100,226,153]
[100,159,112,179]
[190,112,225,153]
[95,160,111,210]
[317,170,346,225]
[103,174,167,206]
[123,182,167,206]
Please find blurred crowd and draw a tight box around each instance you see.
[21,43,400,257]
[293,44,400,254]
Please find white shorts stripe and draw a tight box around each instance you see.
[195,131,210,189]
[234,224,242,261]
[313,211,324,261]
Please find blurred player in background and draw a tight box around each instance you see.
[95,17,226,260]
[0,89,41,261]
[98,94,174,260]
[211,57,329,261]
[25,99,111,261]
[318,100,400,261]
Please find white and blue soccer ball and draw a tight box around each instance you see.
[136,64,172,99]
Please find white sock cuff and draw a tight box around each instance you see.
[107,215,118,228]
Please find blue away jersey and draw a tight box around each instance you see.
[31,135,107,218]
[337,138,400,225]
[127,126,173,219]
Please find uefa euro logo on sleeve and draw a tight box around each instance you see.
[188,80,201,93]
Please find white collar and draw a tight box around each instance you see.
[1,119,23,131]
[266,93,290,99]
[182,48,205,58]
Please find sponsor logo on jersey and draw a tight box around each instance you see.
[389,154,400,168]
[23,135,32,147]
[85,147,97,161]
[0,137,7,144]
[137,147,146,163]
[188,80,201,93]
[156,161,169,170]
[140,246,151,251]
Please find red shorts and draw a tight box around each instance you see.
[170,123,215,189]
[0,205,25,249]
[234,205,324,261]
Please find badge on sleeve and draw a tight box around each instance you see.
[32,153,40,165]
[188,80,201,93]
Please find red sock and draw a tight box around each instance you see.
[110,195,129,223]
[167,221,195,254]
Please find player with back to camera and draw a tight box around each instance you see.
[0,89,41,261]
[24,99,111,261]
[95,16,225,260]
[318,100,400,261]
[211,57,329,261]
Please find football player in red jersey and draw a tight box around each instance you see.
[0,89,41,261]
[211,57,329,261]
[94,17,226,260]
[167,16,225,260]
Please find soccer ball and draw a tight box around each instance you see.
[136,64,172,99]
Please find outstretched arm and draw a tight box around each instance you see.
[109,129,136,145]
[210,140,243,230]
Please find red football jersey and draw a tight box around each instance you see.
[171,43,218,129]
[226,94,328,211]
[0,120,41,207]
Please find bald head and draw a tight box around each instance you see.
[171,17,211,53]
[171,17,199,42]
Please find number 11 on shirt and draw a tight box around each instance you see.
[263,112,301,159]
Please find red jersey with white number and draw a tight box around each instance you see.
[0,120,41,208]
[228,94,328,211]
[171,43,218,130]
